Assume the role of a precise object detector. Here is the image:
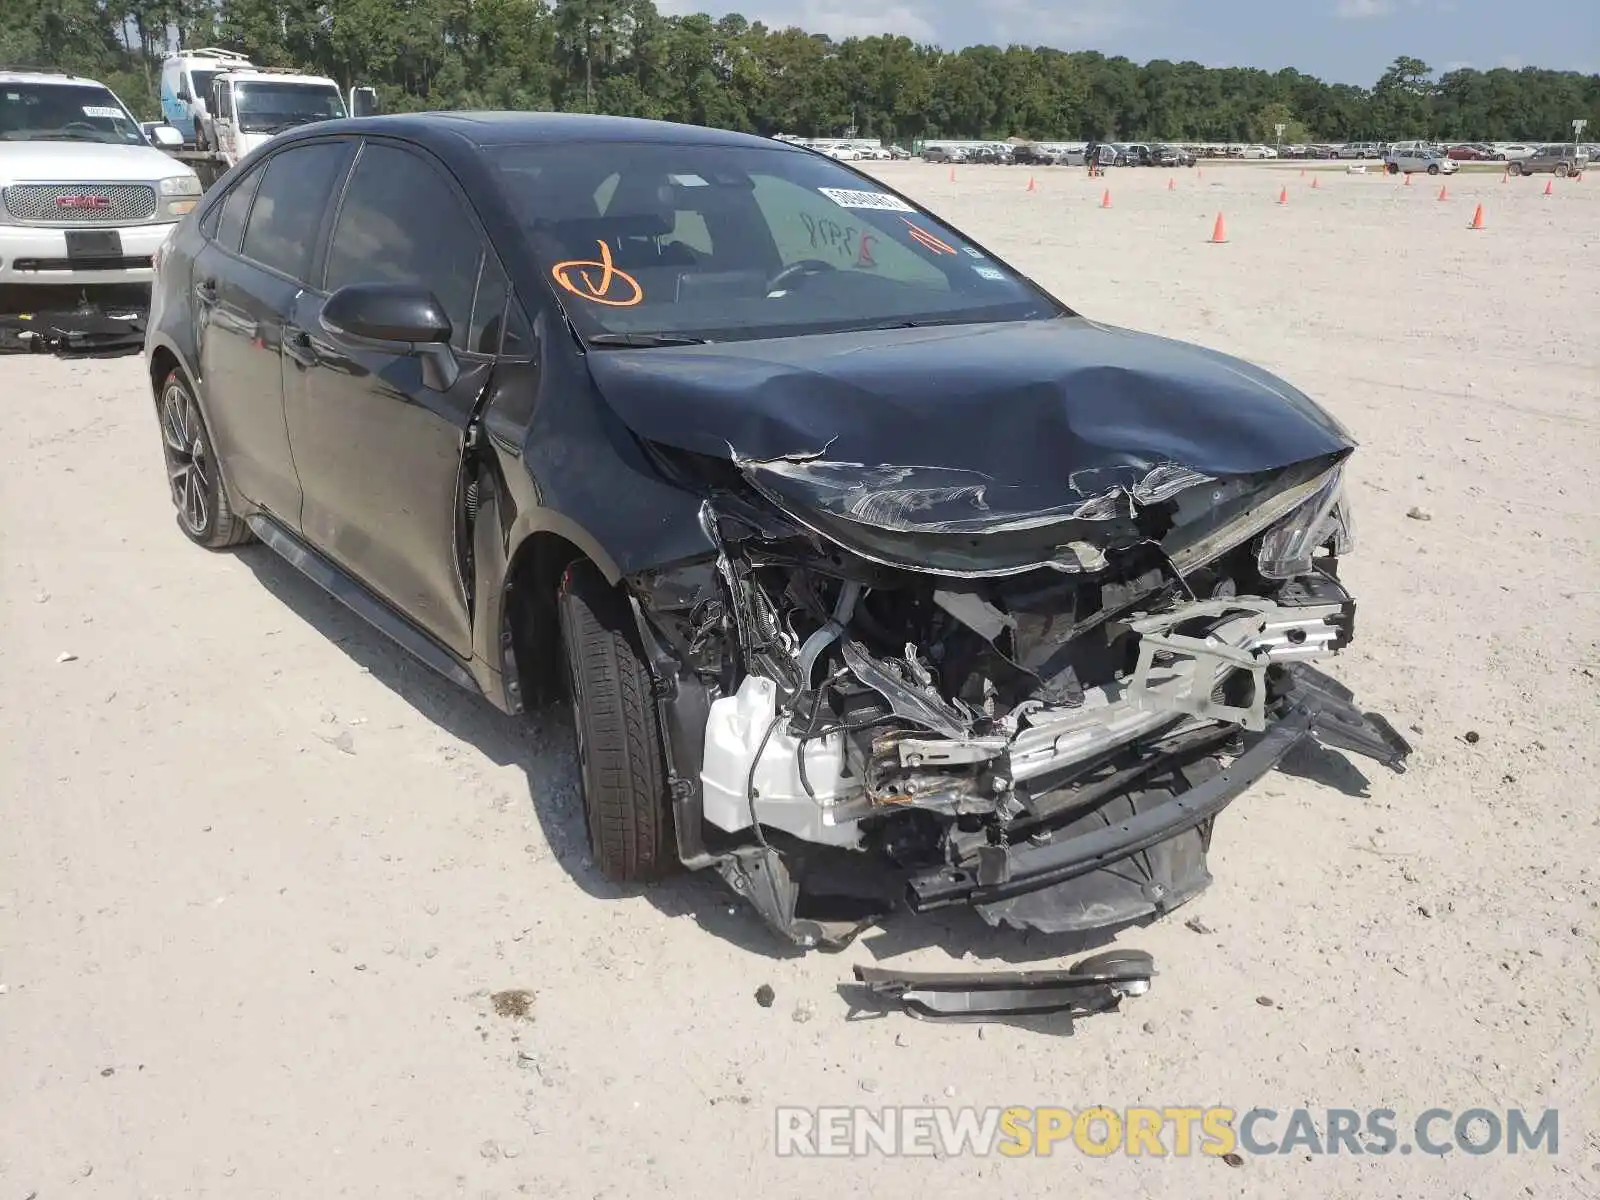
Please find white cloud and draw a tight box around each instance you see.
[1335,0,1392,17]
[657,0,937,40]
[655,0,1143,46]
[987,0,1142,45]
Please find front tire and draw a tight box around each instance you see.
[557,560,677,883]
[156,369,252,549]
[1509,161,1524,177]
[1555,163,1570,178]
[1427,163,1440,175]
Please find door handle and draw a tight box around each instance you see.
[283,326,318,368]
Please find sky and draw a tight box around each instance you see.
[656,0,1600,85]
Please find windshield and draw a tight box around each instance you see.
[234,82,345,133]
[0,82,143,144]
[492,141,1060,343]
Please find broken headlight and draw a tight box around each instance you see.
[1256,466,1354,579]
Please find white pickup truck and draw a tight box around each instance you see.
[1,68,201,292]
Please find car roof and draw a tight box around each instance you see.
[221,70,339,86]
[274,110,795,156]
[0,70,107,87]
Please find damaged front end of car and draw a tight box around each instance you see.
[621,441,1410,948]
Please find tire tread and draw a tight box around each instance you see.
[558,562,676,882]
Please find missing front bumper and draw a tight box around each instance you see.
[905,664,1410,929]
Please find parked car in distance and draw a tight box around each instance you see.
[1496,144,1537,161]
[1508,145,1587,177]
[141,110,1407,949]
[1009,142,1057,166]
[1385,147,1458,175]
[1239,145,1277,160]
[1150,144,1196,168]
[887,145,911,160]
[1446,143,1492,161]
[1336,142,1380,159]
[921,144,960,163]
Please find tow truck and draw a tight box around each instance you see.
[151,66,378,188]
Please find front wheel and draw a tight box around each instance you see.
[1509,161,1524,177]
[1386,162,1399,175]
[1554,163,1570,178]
[156,370,252,549]
[1427,163,1440,175]
[557,560,677,883]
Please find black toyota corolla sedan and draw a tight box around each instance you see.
[145,112,1408,949]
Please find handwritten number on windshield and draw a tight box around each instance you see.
[550,240,644,307]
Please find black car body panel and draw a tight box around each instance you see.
[583,317,1352,495]
[144,111,1408,949]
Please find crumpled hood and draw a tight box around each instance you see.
[585,318,1353,531]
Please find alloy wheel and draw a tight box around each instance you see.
[160,382,210,536]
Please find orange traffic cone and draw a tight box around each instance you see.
[1501,168,1509,183]
[1300,167,1306,178]
[1168,176,1176,190]
[1026,175,1036,192]
[1101,189,1112,208]
[1311,175,1321,190]
[948,166,956,182]
[1209,212,1228,243]
[1543,178,1554,195]
[1438,184,1449,200]
[1468,203,1485,230]
[1404,172,1412,186]
[1277,185,1288,205]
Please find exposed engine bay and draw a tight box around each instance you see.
[628,444,1409,947]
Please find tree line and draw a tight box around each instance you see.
[3,0,1596,144]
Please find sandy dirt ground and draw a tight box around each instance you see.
[3,160,1598,1199]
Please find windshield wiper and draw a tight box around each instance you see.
[26,131,109,142]
[586,332,710,347]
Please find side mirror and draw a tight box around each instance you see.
[150,124,184,149]
[321,283,459,390]
[177,84,192,102]
[350,86,380,118]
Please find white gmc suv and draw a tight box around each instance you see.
[1,69,201,290]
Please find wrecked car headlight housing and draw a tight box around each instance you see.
[1256,466,1354,579]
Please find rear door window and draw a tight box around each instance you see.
[240,141,351,282]
[323,141,485,352]
[212,161,263,253]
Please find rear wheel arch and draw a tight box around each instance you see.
[148,343,184,402]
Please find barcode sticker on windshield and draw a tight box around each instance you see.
[82,106,122,118]
[817,188,914,212]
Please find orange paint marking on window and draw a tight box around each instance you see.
[901,217,956,255]
[857,233,877,266]
[550,239,644,307]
